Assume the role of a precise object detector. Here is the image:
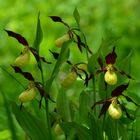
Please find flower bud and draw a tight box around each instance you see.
[55,34,70,47]
[61,71,77,88]
[54,124,64,135]
[108,103,122,119]
[14,47,30,68]
[19,83,36,103]
[104,71,117,85]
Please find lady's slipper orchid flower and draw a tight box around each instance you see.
[92,83,139,119]
[97,47,132,85]
[19,82,36,103]
[14,46,30,68]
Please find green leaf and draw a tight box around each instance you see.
[79,90,93,119]
[135,117,140,139]
[87,114,103,140]
[118,121,129,140]
[46,42,70,91]
[0,130,12,140]
[98,74,107,99]
[60,122,93,140]
[33,12,43,53]
[56,88,71,121]
[100,30,121,55]
[87,52,99,74]
[1,90,17,140]
[12,103,50,140]
[116,49,133,83]
[73,8,80,27]
[126,91,140,106]
[104,117,118,140]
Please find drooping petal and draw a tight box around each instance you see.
[11,65,35,81]
[5,30,29,46]
[111,83,129,97]
[99,101,111,118]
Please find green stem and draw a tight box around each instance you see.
[92,75,96,115]
[79,30,89,59]
[72,26,89,59]
[45,98,52,140]
[102,114,106,140]
[102,85,108,139]
[131,108,139,140]
[131,121,135,140]
[115,120,119,139]
[39,62,52,140]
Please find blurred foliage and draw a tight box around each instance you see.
[0,0,140,139]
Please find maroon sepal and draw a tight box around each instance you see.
[11,65,35,81]
[75,34,83,53]
[80,42,93,54]
[105,47,117,64]
[29,47,51,64]
[49,16,63,22]
[84,74,93,87]
[5,29,29,46]
[49,50,59,60]
[74,67,89,86]
[122,95,140,107]
[111,83,129,97]
[120,104,134,120]
[96,68,107,74]
[99,101,111,118]
[91,98,112,109]
[49,16,69,28]
[114,67,134,79]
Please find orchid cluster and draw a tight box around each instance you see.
[92,48,137,119]
[5,12,138,125]
[5,29,53,109]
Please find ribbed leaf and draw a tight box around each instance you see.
[100,30,121,54]
[60,122,93,140]
[33,12,43,52]
[127,92,140,106]
[117,121,129,140]
[79,90,93,118]
[73,8,80,26]
[87,114,103,140]
[87,52,99,74]
[1,90,17,140]
[104,117,118,140]
[12,103,50,140]
[56,88,71,121]
[98,74,106,99]
[46,42,70,91]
